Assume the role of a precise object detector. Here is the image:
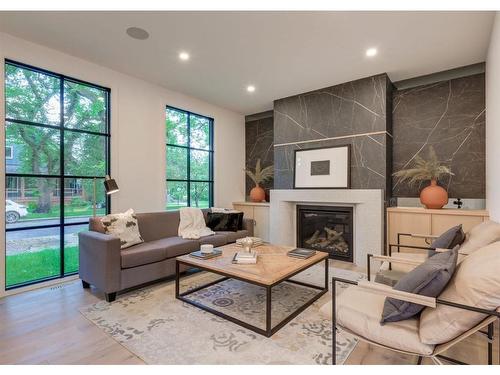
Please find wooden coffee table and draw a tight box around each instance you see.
[175,243,329,337]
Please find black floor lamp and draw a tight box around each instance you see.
[93,175,119,217]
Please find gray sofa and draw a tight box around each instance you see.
[79,210,253,302]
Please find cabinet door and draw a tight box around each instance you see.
[253,206,270,242]
[388,212,431,253]
[432,214,484,236]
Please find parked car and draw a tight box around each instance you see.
[5,200,28,224]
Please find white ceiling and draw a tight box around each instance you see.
[0,11,495,115]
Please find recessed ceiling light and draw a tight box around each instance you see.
[247,85,256,93]
[126,27,150,40]
[366,48,378,57]
[179,52,190,61]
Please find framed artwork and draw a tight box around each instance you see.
[293,145,351,189]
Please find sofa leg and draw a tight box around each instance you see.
[417,356,423,365]
[82,280,90,289]
[105,292,117,303]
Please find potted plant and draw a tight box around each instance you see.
[244,159,274,202]
[393,147,454,209]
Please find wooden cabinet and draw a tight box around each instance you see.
[232,202,270,241]
[387,207,489,253]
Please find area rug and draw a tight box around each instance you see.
[79,264,363,365]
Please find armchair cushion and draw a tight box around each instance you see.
[332,286,435,355]
[430,224,465,250]
[419,240,500,344]
[381,248,458,323]
[458,220,500,256]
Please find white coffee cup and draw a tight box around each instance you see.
[200,244,214,254]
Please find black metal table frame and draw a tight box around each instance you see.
[175,256,328,337]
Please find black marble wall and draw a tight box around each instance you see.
[245,111,274,197]
[273,74,393,195]
[392,74,485,198]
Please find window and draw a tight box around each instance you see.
[5,146,13,159]
[166,106,213,210]
[4,60,110,289]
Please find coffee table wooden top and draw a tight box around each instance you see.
[176,243,328,286]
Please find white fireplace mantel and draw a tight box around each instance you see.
[269,189,384,268]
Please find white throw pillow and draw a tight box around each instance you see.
[458,220,500,256]
[419,240,500,344]
[101,209,144,249]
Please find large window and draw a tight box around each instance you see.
[4,60,110,289]
[166,106,213,210]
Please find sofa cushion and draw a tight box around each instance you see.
[135,211,181,242]
[458,220,500,256]
[200,234,228,247]
[121,240,168,269]
[430,225,465,249]
[419,240,500,344]
[381,248,458,323]
[216,229,250,243]
[163,236,200,259]
[329,286,435,355]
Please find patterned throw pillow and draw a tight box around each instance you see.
[100,209,144,249]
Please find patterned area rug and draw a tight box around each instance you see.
[80,264,363,365]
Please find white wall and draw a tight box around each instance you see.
[486,12,500,221]
[0,32,245,295]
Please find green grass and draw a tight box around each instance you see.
[6,246,78,287]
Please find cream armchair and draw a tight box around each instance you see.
[324,248,500,365]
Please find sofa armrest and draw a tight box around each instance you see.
[78,231,121,293]
[242,217,254,237]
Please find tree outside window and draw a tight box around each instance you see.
[4,61,110,288]
[166,107,213,210]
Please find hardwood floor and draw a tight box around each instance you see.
[0,260,497,365]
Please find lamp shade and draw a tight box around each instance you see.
[104,175,119,195]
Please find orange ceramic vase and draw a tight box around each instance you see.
[420,179,448,209]
[249,186,266,202]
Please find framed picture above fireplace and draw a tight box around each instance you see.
[293,145,351,189]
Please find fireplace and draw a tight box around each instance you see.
[296,205,353,262]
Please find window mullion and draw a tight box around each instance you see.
[59,77,65,278]
[187,113,191,207]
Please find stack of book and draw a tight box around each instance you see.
[232,250,258,264]
[235,237,264,247]
[287,248,316,259]
[189,249,222,260]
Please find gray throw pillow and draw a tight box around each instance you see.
[430,225,465,249]
[381,247,458,324]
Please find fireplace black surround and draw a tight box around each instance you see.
[296,205,353,262]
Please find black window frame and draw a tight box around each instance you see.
[4,59,111,290]
[166,105,214,210]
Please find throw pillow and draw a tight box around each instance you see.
[101,208,144,249]
[419,240,500,344]
[206,212,242,232]
[430,224,465,249]
[211,207,244,229]
[458,220,500,256]
[381,247,458,324]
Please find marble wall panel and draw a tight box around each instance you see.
[273,74,392,195]
[245,113,274,197]
[392,74,485,198]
